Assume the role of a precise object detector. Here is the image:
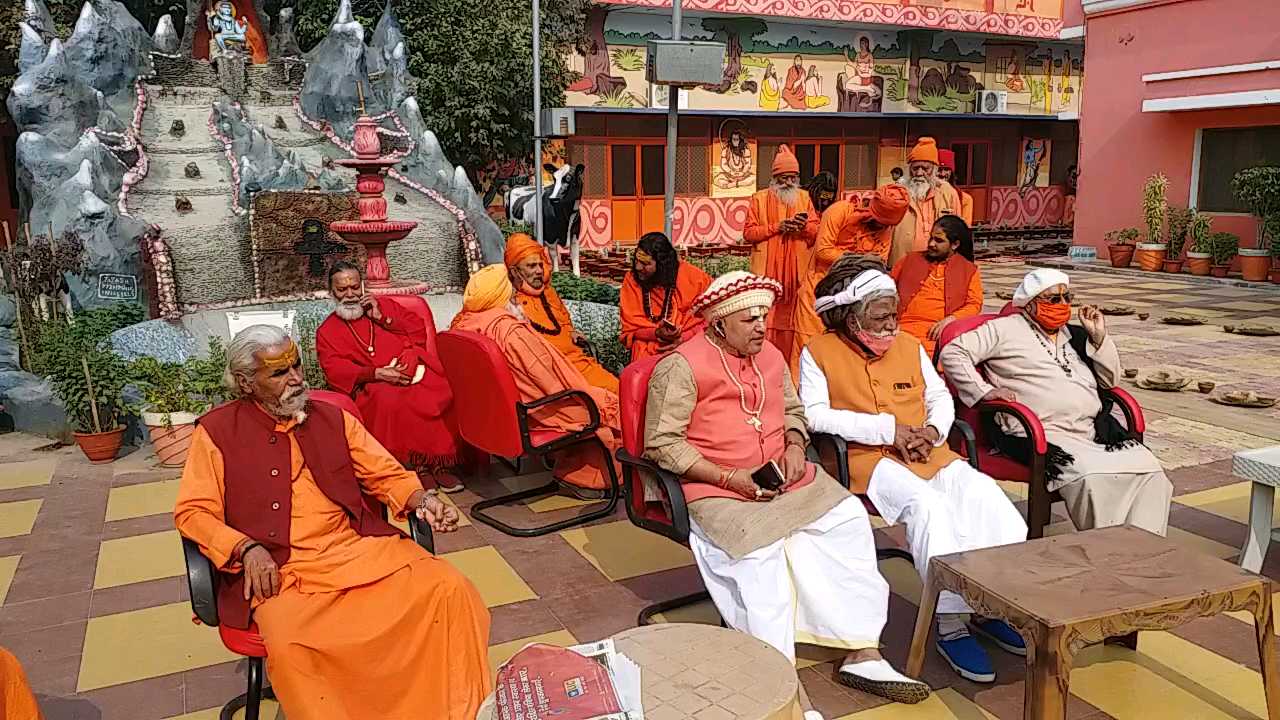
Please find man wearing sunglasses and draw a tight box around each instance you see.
[939,268,1172,536]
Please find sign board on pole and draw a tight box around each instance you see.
[97,274,139,301]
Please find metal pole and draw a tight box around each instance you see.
[663,0,681,240]
[532,0,544,246]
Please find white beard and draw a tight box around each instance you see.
[904,175,936,202]
[770,184,800,210]
[333,301,364,321]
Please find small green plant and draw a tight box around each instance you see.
[687,254,750,278]
[593,87,644,108]
[610,47,645,73]
[129,357,209,417]
[35,304,142,433]
[918,93,959,112]
[1165,205,1194,256]
[1104,228,1140,245]
[875,64,906,102]
[741,55,770,69]
[1210,231,1240,266]
[185,337,229,404]
[1141,173,1169,244]
[294,313,329,390]
[1189,211,1214,253]
[551,272,620,305]
[1231,166,1280,256]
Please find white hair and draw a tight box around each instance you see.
[223,324,292,395]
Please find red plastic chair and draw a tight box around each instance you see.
[933,311,1146,538]
[436,329,620,537]
[181,391,435,720]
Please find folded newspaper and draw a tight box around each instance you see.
[493,638,643,720]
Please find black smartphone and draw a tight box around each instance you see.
[792,212,809,223]
[751,461,785,491]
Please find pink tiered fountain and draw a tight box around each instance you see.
[329,113,431,295]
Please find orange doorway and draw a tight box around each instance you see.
[608,142,666,245]
[949,140,992,224]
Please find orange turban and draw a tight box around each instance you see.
[869,185,910,226]
[503,232,552,283]
[937,148,956,171]
[461,264,514,313]
[771,144,799,177]
[907,137,939,165]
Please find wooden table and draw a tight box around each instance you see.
[1236,446,1280,573]
[481,623,802,719]
[905,526,1280,720]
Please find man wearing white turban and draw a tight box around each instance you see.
[644,271,930,711]
[939,268,1172,536]
[797,254,1027,684]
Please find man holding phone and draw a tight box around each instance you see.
[619,232,712,362]
[645,271,931,712]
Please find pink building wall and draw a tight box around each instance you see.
[1075,0,1280,252]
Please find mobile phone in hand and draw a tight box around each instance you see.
[751,461,785,491]
[793,212,808,223]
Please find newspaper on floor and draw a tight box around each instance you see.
[568,639,644,720]
[493,639,644,720]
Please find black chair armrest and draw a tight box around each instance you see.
[948,419,979,470]
[810,432,851,490]
[616,448,692,543]
[518,389,602,453]
[182,536,220,627]
[408,513,436,554]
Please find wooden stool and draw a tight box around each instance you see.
[905,525,1280,720]
[481,623,802,719]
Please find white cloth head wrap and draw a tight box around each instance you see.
[690,271,782,323]
[813,269,897,314]
[1012,268,1070,307]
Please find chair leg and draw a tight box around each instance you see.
[470,438,621,537]
[220,657,269,720]
[638,591,714,626]
[875,546,914,564]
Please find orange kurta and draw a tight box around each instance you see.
[515,285,619,394]
[451,307,622,491]
[1,648,40,720]
[958,190,974,226]
[174,411,491,720]
[889,182,961,267]
[744,188,819,368]
[890,261,983,358]
[790,200,894,377]
[619,262,712,363]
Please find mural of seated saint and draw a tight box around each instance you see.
[193,0,269,64]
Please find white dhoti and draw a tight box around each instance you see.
[866,458,1027,615]
[689,495,887,662]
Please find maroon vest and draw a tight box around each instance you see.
[198,398,403,629]
[895,252,977,317]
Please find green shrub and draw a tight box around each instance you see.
[35,304,142,433]
[551,272,620,305]
[687,254,749,278]
[1209,231,1240,265]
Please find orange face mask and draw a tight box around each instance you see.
[1033,302,1072,331]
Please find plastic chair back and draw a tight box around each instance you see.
[619,355,663,457]
[436,330,525,459]
[310,388,362,422]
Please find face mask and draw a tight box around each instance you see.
[856,330,896,356]
[1033,302,1072,331]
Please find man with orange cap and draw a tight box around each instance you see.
[937,149,973,225]
[504,233,619,393]
[743,144,820,368]
[890,137,961,267]
[790,185,909,376]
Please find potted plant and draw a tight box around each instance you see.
[1209,231,1239,278]
[1231,166,1280,282]
[1185,211,1214,276]
[130,358,201,467]
[1135,173,1169,271]
[1163,205,1193,273]
[1103,228,1140,268]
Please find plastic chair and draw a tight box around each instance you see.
[436,329,620,537]
[181,390,435,720]
[933,311,1145,539]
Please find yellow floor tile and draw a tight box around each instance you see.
[1213,301,1280,312]
[838,688,996,718]
[1175,481,1273,525]
[496,474,594,513]
[94,530,185,589]
[442,545,537,608]
[105,478,182,521]
[652,599,720,627]
[560,520,693,580]
[0,499,41,539]
[0,459,56,491]
[0,555,18,606]
[1069,631,1267,719]
[997,479,1028,501]
[487,628,578,676]
[78,601,239,691]
[879,553,923,604]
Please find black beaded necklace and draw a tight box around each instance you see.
[526,293,563,336]
[641,284,675,322]
[1023,315,1073,377]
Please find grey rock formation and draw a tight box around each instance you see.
[273,7,303,58]
[370,0,405,56]
[211,101,311,206]
[153,13,179,54]
[18,22,45,76]
[184,162,200,178]
[14,131,123,219]
[7,40,102,147]
[0,370,40,396]
[109,319,197,364]
[63,0,153,99]
[0,298,16,328]
[316,167,347,190]
[0,334,19,373]
[380,41,411,110]
[95,104,127,135]
[6,379,69,439]
[22,0,54,38]
[301,0,379,135]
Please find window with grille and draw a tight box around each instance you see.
[675,144,709,195]
[842,143,876,189]
[582,144,607,197]
[1196,126,1280,213]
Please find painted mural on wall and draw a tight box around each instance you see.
[566,9,1083,117]
[1018,138,1051,192]
[710,120,758,198]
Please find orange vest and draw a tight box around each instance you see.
[805,332,960,492]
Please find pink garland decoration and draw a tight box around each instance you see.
[139,225,181,320]
[208,101,247,216]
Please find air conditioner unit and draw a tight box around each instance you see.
[541,108,575,137]
[649,84,689,110]
[976,90,1008,115]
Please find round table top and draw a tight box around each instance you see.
[480,623,801,720]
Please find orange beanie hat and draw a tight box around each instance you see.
[907,137,940,165]
[869,185,910,226]
[771,144,800,177]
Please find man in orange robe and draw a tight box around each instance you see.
[890,137,961,267]
[937,149,974,225]
[791,185,909,376]
[783,55,807,109]
[619,232,712,363]
[175,325,491,720]
[1,648,41,719]
[891,215,983,359]
[505,233,619,393]
[744,144,819,369]
[450,264,622,495]
[317,261,466,492]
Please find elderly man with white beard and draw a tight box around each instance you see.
[888,137,961,267]
[315,261,467,492]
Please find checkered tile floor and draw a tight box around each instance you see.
[4,262,1280,719]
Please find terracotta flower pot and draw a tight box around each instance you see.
[1107,244,1135,268]
[1161,259,1184,273]
[1210,265,1231,278]
[1186,252,1212,276]
[142,411,199,468]
[1240,249,1271,282]
[73,427,127,464]
[1134,243,1167,272]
